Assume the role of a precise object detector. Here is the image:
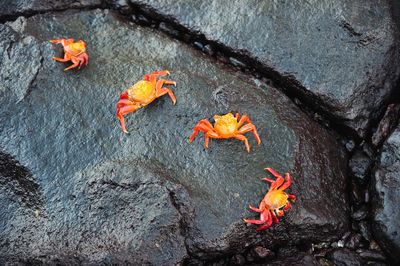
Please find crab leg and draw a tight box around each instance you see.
[144,70,170,83]
[243,210,272,225]
[156,87,177,104]
[275,209,284,217]
[204,130,220,148]
[256,211,273,230]
[234,134,250,153]
[237,114,253,127]
[288,194,296,201]
[189,120,215,142]
[278,173,292,191]
[157,79,176,86]
[249,205,263,213]
[262,177,275,183]
[78,53,89,68]
[64,57,80,71]
[282,201,292,211]
[265,168,284,190]
[49,38,74,45]
[116,105,140,133]
[116,95,140,133]
[155,78,176,104]
[244,218,265,225]
[270,210,279,224]
[237,123,261,145]
[52,53,70,62]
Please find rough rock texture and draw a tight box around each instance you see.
[0,0,102,20]
[372,125,400,264]
[265,253,319,266]
[372,103,400,147]
[127,0,400,137]
[327,248,363,266]
[0,9,348,263]
[349,150,372,184]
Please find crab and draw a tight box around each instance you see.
[189,112,261,153]
[50,38,89,71]
[116,70,176,133]
[244,168,296,230]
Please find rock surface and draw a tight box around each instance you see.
[327,248,363,266]
[0,9,348,263]
[0,0,101,20]
[372,103,400,147]
[127,0,400,137]
[372,124,400,263]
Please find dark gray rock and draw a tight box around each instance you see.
[0,0,101,19]
[266,253,320,266]
[0,9,348,263]
[372,125,400,264]
[357,249,386,262]
[345,233,363,250]
[128,0,400,137]
[230,254,246,265]
[359,221,372,242]
[349,150,372,184]
[351,205,368,221]
[371,103,400,147]
[328,248,363,266]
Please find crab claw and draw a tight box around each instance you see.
[116,92,140,133]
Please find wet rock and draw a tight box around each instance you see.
[229,57,246,69]
[0,9,348,263]
[357,249,386,262]
[203,44,215,56]
[349,150,372,184]
[251,246,274,260]
[371,125,400,263]
[345,233,363,250]
[327,248,363,266]
[230,254,246,265]
[106,0,129,10]
[131,13,151,26]
[372,103,400,147]
[193,41,204,51]
[359,221,372,242]
[127,0,400,137]
[351,205,368,221]
[0,0,101,19]
[350,181,364,206]
[267,253,319,266]
[345,140,356,152]
[158,21,179,37]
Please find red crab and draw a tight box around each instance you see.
[244,168,296,230]
[116,70,176,133]
[189,112,261,153]
[50,38,89,71]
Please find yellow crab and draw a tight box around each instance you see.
[116,70,176,133]
[244,168,296,230]
[50,38,88,71]
[189,112,261,152]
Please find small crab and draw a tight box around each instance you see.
[50,38,89,71]
[189,112,261,153]
[116,70,176,133]
[244,168,296,230]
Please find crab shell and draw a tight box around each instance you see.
[189,112,261,153]
[116,70,176,133]
[244,168,296,230]
[50,38,89,71]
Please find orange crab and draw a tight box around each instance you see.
[116,70,176,133]
[189,112,261,153]
[244,168,296,230]
[50,38,89,71]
